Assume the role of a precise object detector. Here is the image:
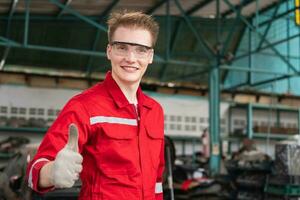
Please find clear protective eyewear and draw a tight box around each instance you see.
[110,41,153,59]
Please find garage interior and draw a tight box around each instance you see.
[0,0,300,199]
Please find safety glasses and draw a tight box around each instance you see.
[110,41,153,59]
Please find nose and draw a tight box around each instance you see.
[124,51,137,62]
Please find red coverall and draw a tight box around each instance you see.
[27,71,165,200]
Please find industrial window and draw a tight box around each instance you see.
[191,117,196,123]
[38,108,44,115]
[48,109,55,116]
[56,110,60,115]
[11,107,18,114]
[177,124,182,130]
[170,124,175,130]
[164,123,167,130]
[233,119,239,125]
[191,125,196,131]
[0,106,7,114]
[185,125,190,131]
[185,116,190,122]
[19,117,26,124]
[170,115,176,122]
[0,116,7,126]
[29,108,36,115]
[164,115,168,121]
[19,107,26,114]
[199,117,205,123]
[240,120,245,126]
[177,116,182,122]
[47,118,54,126]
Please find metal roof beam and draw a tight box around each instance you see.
[23,0,30,46]
[85,0,120,76]
[186,0,214,15]
[158,0,171,81]
[146,0,166,14]
[0,39,107,57]
[174,0,215,59]
[258,7,297,27]
[49,0,107,32]
[223,0,299,74]
[98,0,119,19]
[256,1,281,51]
[221,65,298,90]
[234,32,300,61]
[249,75,291,88]
[220,0,249,83]
[221,0,255,18]
[57,0,73,18]
[0,0,19,70]
[165,67,210,82]
[248,0,284,19]
[0,37,203,68]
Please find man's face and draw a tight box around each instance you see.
[106,26,154,86]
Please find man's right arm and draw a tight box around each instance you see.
[26,100,89,193]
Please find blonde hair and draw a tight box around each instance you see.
[107,10,159,47]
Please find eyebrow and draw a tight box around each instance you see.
[111,41,152,49]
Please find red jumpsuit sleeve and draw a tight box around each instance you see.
[155,106,165,200]
[26,98,90,193]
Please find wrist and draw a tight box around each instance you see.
[39,161,54,188]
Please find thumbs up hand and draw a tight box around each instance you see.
[51,124,83,188]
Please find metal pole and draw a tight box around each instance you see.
[166,146,174,200]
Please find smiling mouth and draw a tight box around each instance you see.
[121,66,139,71]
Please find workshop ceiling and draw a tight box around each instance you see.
[0,0,283,89]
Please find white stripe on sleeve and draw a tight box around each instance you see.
[155,182,163,194]
[28,158,50,188]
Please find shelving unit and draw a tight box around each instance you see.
[224,103,300,155]
[166,135,201,157]
[0,126,47,134]
[228,102,300,139]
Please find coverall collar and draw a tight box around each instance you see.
[103,71,153,109]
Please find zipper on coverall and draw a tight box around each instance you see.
[132,104,143,200]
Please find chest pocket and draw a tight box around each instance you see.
[101,124,137,139]
[96,124,139,175]
[145,126,164,169]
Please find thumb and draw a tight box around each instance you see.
[66,123,79,152]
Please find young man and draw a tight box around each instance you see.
[26,11,165,200]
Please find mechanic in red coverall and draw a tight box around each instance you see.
[26,10,165,200]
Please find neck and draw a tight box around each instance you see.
[119,84,139,104]
[112,75,139,104]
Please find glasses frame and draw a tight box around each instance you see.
[110,41,153,59]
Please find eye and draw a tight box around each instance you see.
[136,46,148,54]
[115,44,128,51]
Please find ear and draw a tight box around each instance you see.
[148,49,154,64]
[106,44,112,60]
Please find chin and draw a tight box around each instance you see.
[122,78,140,84]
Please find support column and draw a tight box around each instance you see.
[209,64,221,175]
[209,0,221,175]
[247,104,253,139]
